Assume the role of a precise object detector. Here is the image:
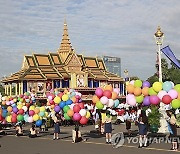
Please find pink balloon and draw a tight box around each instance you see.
[28,116,33,123]
[157,90,167,100]
[113,88,120,95]
[126,94,135,103]
[29,110,35,116]
[100,96,109,105]
[73,113,81,121]
[168,89,178,99]
[130,80,135,85]
[95,88,103,98]
[127,97,136,106]
[150,95,160,105]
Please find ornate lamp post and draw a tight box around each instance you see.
[154,26,164,82]
[124,69,129,95]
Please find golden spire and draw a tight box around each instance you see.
[57,19,73,62]
[154,26,164,38]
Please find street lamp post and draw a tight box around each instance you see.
[124,69,129,96]
[154,26,164,82]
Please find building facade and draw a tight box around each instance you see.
[103,56,121,77]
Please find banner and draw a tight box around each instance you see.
[161,46,180,69]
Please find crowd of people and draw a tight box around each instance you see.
[0,103,179,151]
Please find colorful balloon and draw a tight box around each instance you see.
[152,82,162,92]
[162,95,172,104]
[95,88,103,98]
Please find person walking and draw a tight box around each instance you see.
[52,113,60,140]
[104,111,112,144]
[137,110,148,148]
[166,110,178,151]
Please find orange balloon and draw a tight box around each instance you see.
[7,106,13,112]
[34,108,40,114]
[112,92,118,100]
[134,87,142,96]
[64,89,68,94]
[2,101,6,106]
[92,95,99,104]
[178,92,180,100]
[126,84,135,94]
[67,109,74,117]
[71,96,76,103]
[104,85,113,92]
[142,87,149,96]
[51,105,55,109]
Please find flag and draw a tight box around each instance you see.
[161,46,180,69]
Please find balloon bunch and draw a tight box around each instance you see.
[92,85,120,109]
[126,80,180,109]
[46,89,90,125]
[0,92,48,126]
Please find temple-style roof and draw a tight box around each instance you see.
[57,19,73,63]
[1,20,123,83]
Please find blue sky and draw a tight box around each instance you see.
[0,0,180,80]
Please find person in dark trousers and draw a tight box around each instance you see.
[29,124,38,138]
[167,110,178,151]
[104,111,112,144]
[15,122,23,136]
[53,113,60,140]
[137,110,148,148]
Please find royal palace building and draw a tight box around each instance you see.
[1,20,125,99]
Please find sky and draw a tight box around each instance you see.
[0,0,180,80]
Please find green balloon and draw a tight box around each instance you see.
[134,80,142,88]
[174,84,180,93]
[136,95,144,104]
[171,99,180,109]
[17,115,24,121]
[63,105,70,113]
[148,87,157,96]
[96,101,104,109]
[64,113,71,120]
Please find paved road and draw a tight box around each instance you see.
[0,124,180,154]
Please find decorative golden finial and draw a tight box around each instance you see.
[154,26,164,38]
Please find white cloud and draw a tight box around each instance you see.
[0,0,180,80]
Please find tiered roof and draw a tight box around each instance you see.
[1,20,123,83]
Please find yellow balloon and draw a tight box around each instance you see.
[62,94,69,101]
[86,111,91,119]
[33,114,39,121]
[40,106,45,112]
[6,116,12,123]
[45,112,48,117]
[54,96,61,104]
[17,104,23,110]
[29,105,35,111]
[152,82,162,92]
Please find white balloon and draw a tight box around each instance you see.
[79,109,87,116]
[22,106,28,112]
[70,104,75,110]
[107,99,114,107]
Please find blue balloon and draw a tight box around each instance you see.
[163,81,173,92]
[59,101,66,109]
[36,120,42,127]
[66,99,73,105]
[24,114,29,122]
[114,99,120,108]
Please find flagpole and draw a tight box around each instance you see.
[154,26,164,82]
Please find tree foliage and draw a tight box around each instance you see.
[147,58,180,84]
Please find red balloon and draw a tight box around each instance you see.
[18,109,24,115]
[11,116,17,123]
[12,113,17,117]
[57,92,63,98]
[73,105,81,113]
[162,95,172,104]
[80,116,88,125]
[49,100,55,105]
[0,115,3,121]
[78,103,84,109]
[103,90,112,99]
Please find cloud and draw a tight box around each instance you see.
[0,0,180,80]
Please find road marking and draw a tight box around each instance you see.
[5,135,180,153]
